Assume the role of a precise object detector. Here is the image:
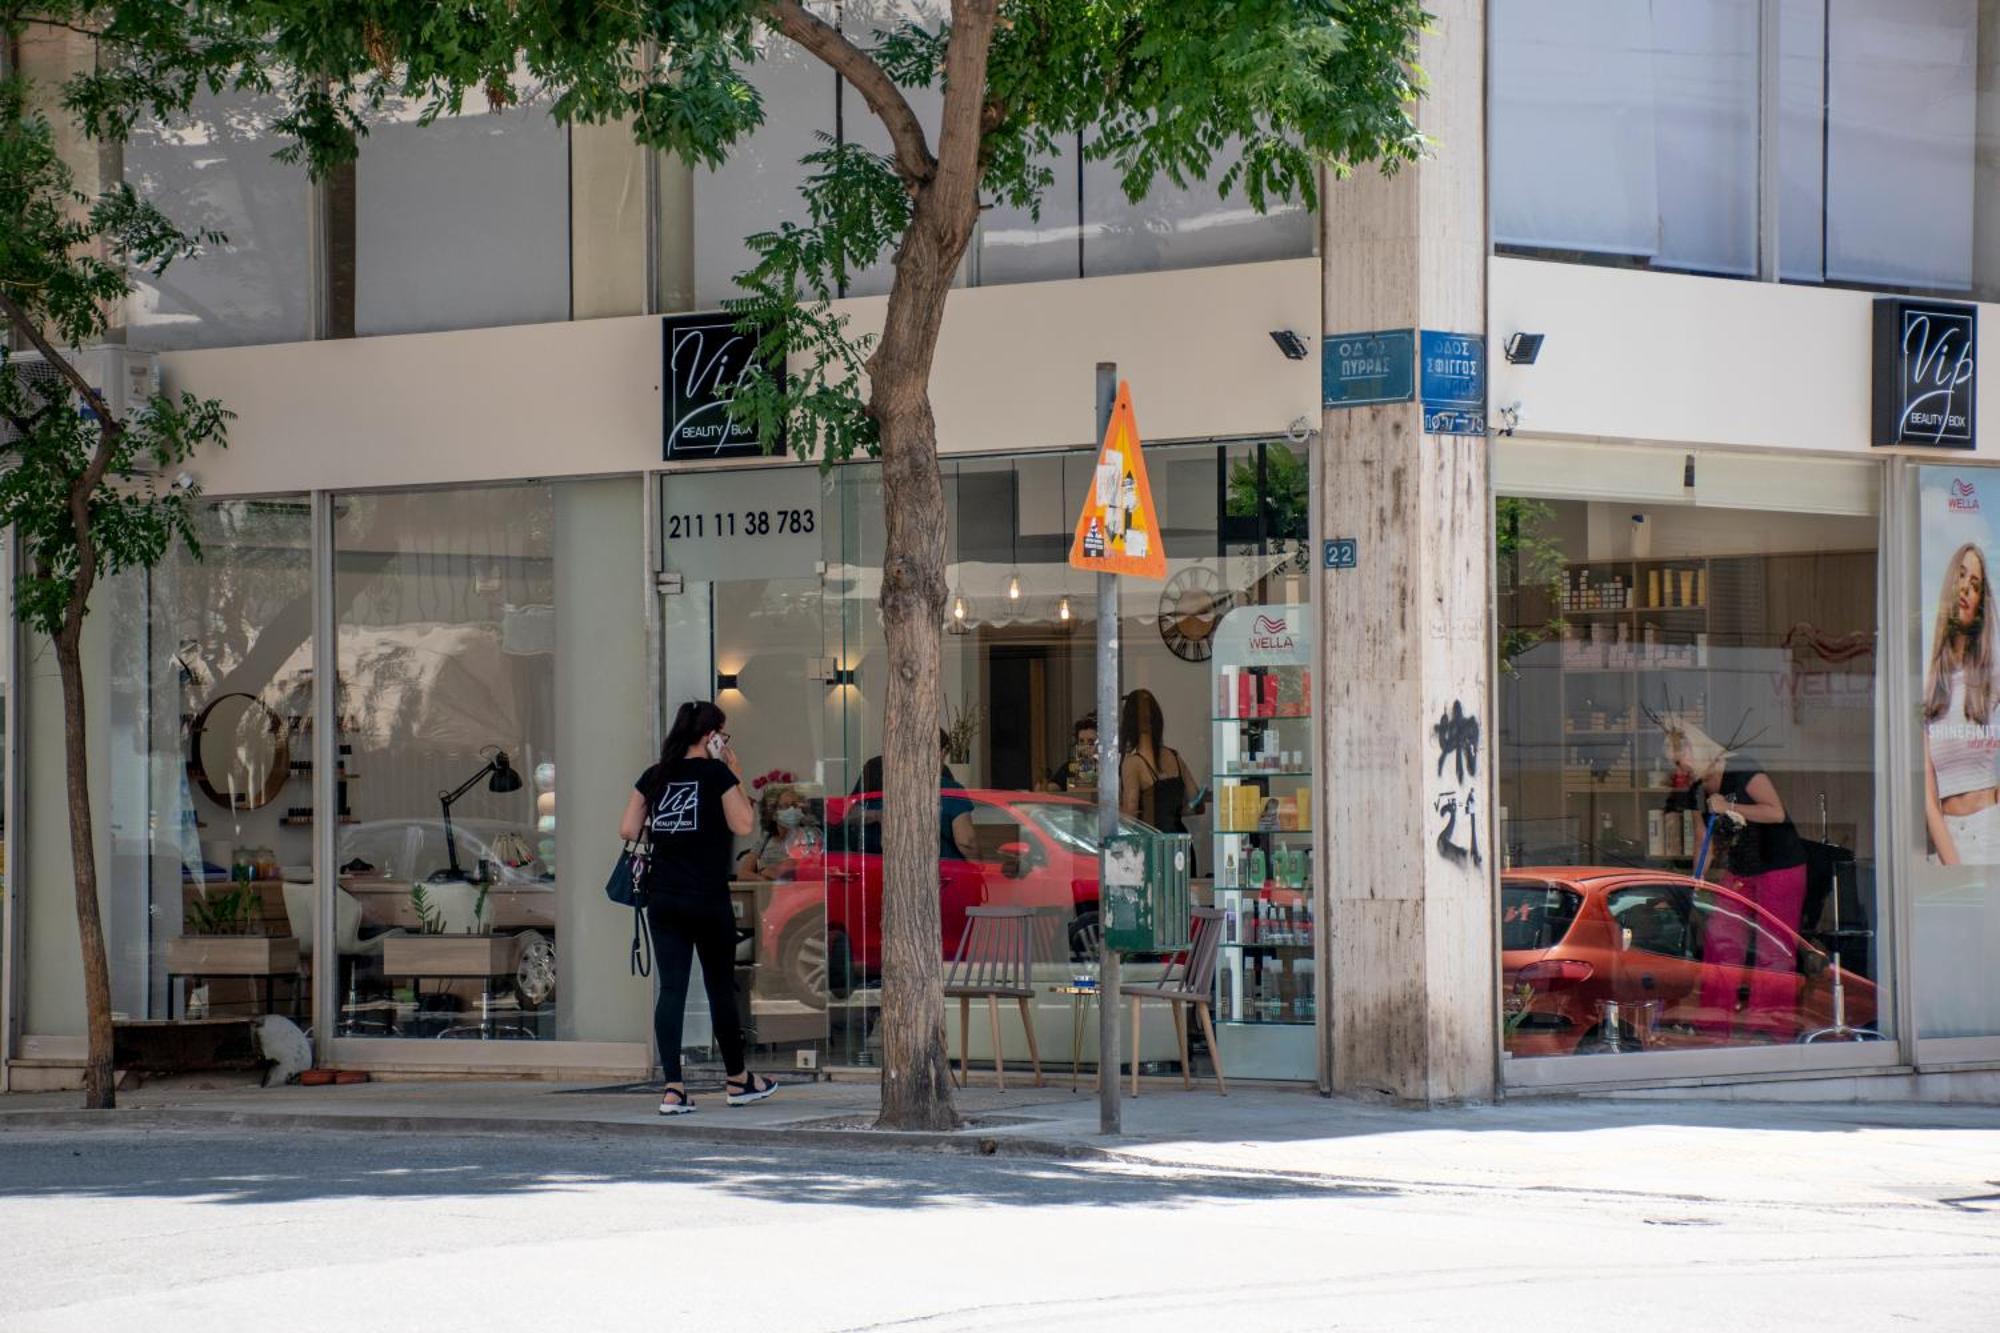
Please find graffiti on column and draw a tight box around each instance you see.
[1432,701,1482,867]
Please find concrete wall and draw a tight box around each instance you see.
[18,612,117,1045]
[1489,256,2000,459]
[161,258,1323,498]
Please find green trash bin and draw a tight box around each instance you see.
[1101,832,1193,953]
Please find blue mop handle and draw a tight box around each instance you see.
[1693,812,1718,880]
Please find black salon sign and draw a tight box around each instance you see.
[662,312,786,461]
[1873,298,1977,449]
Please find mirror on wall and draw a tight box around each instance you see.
[187,692,290,811]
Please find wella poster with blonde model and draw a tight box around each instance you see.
[1920,469,2000,866]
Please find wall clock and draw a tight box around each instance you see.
[1157,566,1232,662]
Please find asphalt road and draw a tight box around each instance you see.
[0,1124,1995,1330]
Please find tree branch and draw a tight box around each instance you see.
[0,287,125,640]
[764,0,935,185]
[931,1,998,207]
[0,288,120,435]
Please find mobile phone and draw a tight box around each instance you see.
[706,734,726,759]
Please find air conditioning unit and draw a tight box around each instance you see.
[0,345,160,449]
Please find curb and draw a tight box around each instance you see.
[0,1104,1115,1162]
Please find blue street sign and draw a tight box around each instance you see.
[1323,330,1415,408]
[1323,538,1359,570]
[1420,330,1486,437]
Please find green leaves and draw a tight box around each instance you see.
[0,71,229,640]
[982,0,1430,215]
[725,136,912,465]
[33,0,1428,474]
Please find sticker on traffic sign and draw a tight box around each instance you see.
[1069,381,1168,580]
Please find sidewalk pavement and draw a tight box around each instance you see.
[6,1073,1999,1214]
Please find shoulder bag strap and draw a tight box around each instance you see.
[631,903,652,977]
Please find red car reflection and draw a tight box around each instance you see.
[758,790,1142,1005]
[1502,867,1878,1056]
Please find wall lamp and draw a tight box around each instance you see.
[1268,329,1311,361]
[715,671,741,694]
[829,667,858,687]
[1503,332,1545,365]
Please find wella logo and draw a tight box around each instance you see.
[1249,614,1296,652]
[1950,477,1981,512]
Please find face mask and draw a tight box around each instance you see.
[775,806,804,828]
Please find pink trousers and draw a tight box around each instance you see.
[1698,863,1808,1034]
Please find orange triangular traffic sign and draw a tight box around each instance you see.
[1068,381,1167,580]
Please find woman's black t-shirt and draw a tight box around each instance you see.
[1713,766,1807,875]
[636,759,740,898]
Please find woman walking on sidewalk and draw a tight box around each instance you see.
[621,700,778,1115]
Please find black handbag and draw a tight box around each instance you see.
[605,837,653,976]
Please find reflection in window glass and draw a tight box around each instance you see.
[107,500,314,1025]
[1495,470,1886,1059]
[1492,0,1983,293]
[1082,139,1313,278]
[1491,0,1756,275]
[692,43,835,307]
[124,94,312,350]
[355,89,571,336]
[335,485,556,1038]
[661,439,1319,1079]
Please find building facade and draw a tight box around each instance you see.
[5,1,2000,1100]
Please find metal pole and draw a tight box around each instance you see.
[1094,362,1121,1135]
[310,491,339,1064]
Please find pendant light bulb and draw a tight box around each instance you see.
[1058,595,1072,622]
[952,592,967,622]
[1007,572,1022,601]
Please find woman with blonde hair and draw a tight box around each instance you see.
[1923,541,2000,866]
[1658,710,1808,1032]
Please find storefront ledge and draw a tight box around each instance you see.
[818,1064,1322,1095]
[2,1062,85,1093]
[320,1037,654,1082]
[1504,1039,1903,1094]
[0,1104,1112,1162]
[1508,1064,2000,1105]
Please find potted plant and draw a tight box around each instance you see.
[165,882,301,987]
[943,696,983,769]
[383,880,512,991]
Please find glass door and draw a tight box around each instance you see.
[658,466,841,1076]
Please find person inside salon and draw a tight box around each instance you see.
[1048,714,1099,792]
[850,728,974,860]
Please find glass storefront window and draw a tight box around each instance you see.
[350,84,571,336]
[1494,448,1887,1060]
[107,500,314,1026]
[1492,0,1996,298]
[333,485,558,1039]
[657,438,1317,1080]
[124,92,314,350]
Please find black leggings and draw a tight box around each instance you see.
[645,892,746,1083]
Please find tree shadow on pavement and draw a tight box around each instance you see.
[0,1125,1401,1212]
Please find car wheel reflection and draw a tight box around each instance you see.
[777,916,854,1008]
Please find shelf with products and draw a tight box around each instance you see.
[1208,604,1319,1048]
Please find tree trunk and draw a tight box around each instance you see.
[870,192,979,1133]
[55,621,116,1109]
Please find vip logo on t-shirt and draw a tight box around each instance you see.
[652,781,701,834]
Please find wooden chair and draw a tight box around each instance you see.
[1122,907,1227,1096]
[945,906,1042,1089]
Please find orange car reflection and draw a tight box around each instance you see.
[1502,867,1878,1056]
